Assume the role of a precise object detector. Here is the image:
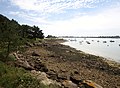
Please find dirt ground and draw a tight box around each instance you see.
[20,39,120,88]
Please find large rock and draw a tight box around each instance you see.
[47,70,58,80]
[15,60,34,70]
[70,71,103,88]
[79,80,103,88]
[62,80,78,88]
[70,71,82,85]
[32,51,40,56]
[31,70,52,85]
[31,70,61,87]
[34,61,48,72]
[13,53,34,70]
[57,73,68,81]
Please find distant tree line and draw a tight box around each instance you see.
[46,35,57,38]
[0,14,44,59]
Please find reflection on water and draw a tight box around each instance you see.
[63,38,120,62]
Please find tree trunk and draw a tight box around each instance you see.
[5,40,10,59]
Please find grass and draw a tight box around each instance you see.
[0,61,60,88]
[0,51,16,62]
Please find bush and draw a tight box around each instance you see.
[0,61,48,88]
[0,51,16,62]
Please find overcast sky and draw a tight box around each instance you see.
[0,0,120,36]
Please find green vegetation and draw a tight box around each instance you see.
[0,19,21,59]
[46,35,57,38]
[0,61,48,88]
[0,14,61,88]
[0,61,61,88]
[0,14,44,61]
[20,25,44,39]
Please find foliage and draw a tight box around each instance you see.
[20,25,44,39]
[19,25,44,41]
[0,19,21,58]
[0,14,60,88]
[0,61,61,88]
[0,14,44,60]
[32,25,44,39]
[20,25,31,38]
[46,35,57,38]
[0,61,49,88]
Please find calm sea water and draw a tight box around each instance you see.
[62,38,120,62]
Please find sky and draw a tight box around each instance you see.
[0,0,120,36]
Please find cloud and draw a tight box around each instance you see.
[8,0,108,23]
[44,7,120,36]
[8,0,120,36]
[10,0,120,14]
[9,11,20,15]
[9,0,120,21]
[9,11,51,25]
[10,0,100,13]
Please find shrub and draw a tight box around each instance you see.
[0,61,47,88]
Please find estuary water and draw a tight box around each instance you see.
[62,38,120,62]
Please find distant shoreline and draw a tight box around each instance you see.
[60,36,120,38]
[61,39,120,68]
[12,38,120,88]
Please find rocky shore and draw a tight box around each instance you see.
[11,39,120,88]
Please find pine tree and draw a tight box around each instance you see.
[0,19,21,59]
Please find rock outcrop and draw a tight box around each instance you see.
[31,70,61,87]
[13,51,104,88]
[32,51,41,56]
[62,80,78,88]
[11,40,120,88]
[79,80,103,88]
[13,53,34,70]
